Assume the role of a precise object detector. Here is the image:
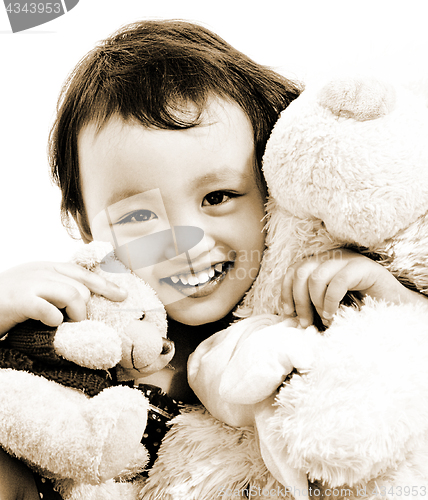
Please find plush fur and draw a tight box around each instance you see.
[139,406,288,500]
[0,241,174,500]
[141,76,428,499]
[240,76,428,316]
[270,300,428,487]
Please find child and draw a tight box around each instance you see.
[1,19,427,499]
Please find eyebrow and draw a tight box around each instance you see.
[191,168,253,190]
[105,189,146,208]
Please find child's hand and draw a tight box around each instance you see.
[281,248,427,327]
[0,261,127,337]
[0,448,40,500]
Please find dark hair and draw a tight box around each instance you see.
[49,19,303,236]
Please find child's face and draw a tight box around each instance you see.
[78,98,266,325]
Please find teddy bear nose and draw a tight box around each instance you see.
[161,338,174,355]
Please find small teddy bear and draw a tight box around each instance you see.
[0,241,174,500]
[140,76,428,500]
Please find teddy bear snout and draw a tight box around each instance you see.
[161,337,174,355]
[318,77,396,121]
[129,336,175,376]
[121,320,175,376]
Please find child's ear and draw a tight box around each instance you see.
[75,212,93,244]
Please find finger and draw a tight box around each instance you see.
[322,265,364,320]
[53,263,127,301]
[23,297,65,327]
[50,271,92,304]
[307,258,348,323]
[38,283,88,322]
[291,260,320,327]
[281,267,297,316]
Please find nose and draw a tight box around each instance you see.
[163,225,215,264]
[115,225,208,271]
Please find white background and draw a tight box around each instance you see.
[1,0,428,272]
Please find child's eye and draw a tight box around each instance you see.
[202,191,239,206]
[116,210,158,224]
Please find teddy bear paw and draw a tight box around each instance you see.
[54,320,122,370]
[84,386,150,482]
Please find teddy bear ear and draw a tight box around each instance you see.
[318,76,396,121]
[72,241,116,270]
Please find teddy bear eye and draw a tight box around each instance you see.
[139,312,146,321]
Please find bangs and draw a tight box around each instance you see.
[66,27,256,133]
[76,52,216,132]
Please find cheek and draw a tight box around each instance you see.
[242,197,266,251]
[234,215,266,269]
[131,267,160,294]
[247,230,266,269]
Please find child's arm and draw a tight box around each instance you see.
[0,261,127,336]
[281,248,428,327]
[0,448,40,500]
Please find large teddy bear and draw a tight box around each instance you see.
[0,241,174,500]
[140,76,428,500]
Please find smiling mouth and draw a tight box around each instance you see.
[161,261,235,297]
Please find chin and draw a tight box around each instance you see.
[166,299,234,326]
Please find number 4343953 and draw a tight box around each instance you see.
[5,3,62,14]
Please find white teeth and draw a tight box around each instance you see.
[187,275,199,286]
[197,272,210,284]
[169,262,229,286]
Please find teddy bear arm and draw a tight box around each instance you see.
[0,369,149,484]
[54,320,122,370]
[272,301,428,487]
[219,320,319,406]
